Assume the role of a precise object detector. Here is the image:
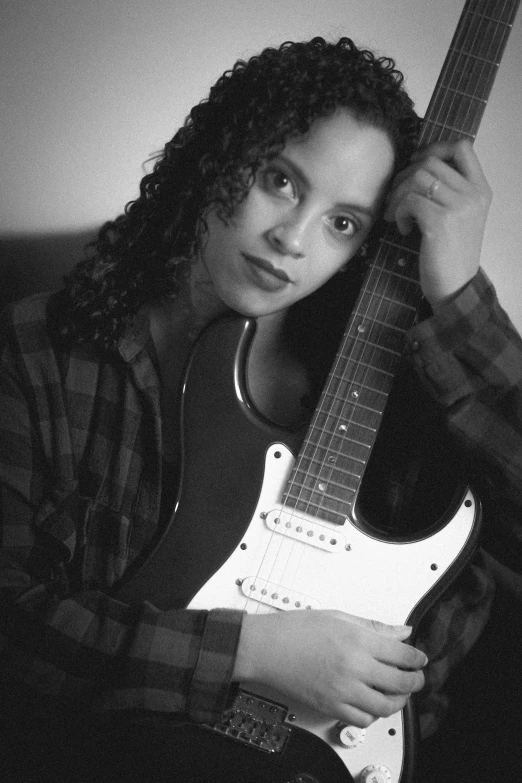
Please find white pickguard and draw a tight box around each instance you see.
[189,442,478,783]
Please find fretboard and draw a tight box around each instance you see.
[283,0,519,525]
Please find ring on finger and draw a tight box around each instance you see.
[425,178,440,200]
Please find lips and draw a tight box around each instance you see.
[242,253,291,282]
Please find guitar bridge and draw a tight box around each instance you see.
[206,688,292,753]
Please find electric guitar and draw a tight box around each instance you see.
[116,2,519,781]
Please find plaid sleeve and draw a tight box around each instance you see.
[400,270,522,735]
[405,269,522,511]
[0,300,243,727]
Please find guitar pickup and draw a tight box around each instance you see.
[240,576,321,611]
[264,508,345,552]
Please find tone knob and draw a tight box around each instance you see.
[336,723,366,748]
[359,764,392,783]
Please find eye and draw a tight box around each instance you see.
[263,168,295,198]
[330,215,359,238]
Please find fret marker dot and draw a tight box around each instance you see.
[339,424,347,432]
[352,390,359,398]
[398,257,406,267]
[357,323,366,333]
[318,483,327,492]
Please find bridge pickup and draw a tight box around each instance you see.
[264,508,345,552]
[240,576,321,610]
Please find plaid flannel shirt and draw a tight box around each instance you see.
[1,268,521,741]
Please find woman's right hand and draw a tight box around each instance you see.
[232,609,427,728]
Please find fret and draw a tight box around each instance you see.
[353,294,418,332]
[307,425,375,454]
[310,414,377,442]
[332,358,394,381]
[469,0,518,24]
[348,323,406,355]
[328,339,403,375]
[426,89,491,136]
[440,50,500,99]
[348,315,406,340]
[421,119,477,141]
[318,390,387,421]
[364,266,422,302]
[454,13,510,59]
[448,46,500,68]
[319,386,391,415]
[372,248,420,281]
[328,361,395,392]
[288,468,360,496]
[316,399,383,431]
[318,388,387,420]
[377,235,421,255]
[439,86,488,104]
[285,478,355,505]
[295,452,365,481]
[467,13,512,26]
[290,465,362,492]
[282,492,351,525]
[300,439,369,465]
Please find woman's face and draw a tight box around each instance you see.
[200,108,396,317]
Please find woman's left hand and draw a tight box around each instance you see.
[384,139,492,308]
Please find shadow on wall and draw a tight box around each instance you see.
[0,228,98,308]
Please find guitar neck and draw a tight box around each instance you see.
[421,0,520,145]
[283,0,520,525]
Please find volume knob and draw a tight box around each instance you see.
[359,764,392,783]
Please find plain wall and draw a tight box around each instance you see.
[1,0,521,327]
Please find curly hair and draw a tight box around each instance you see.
[60,36,420,351]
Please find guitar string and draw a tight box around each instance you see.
[275,0,501,574]
[266,0,501,604]
[441,0,495,145]
[243,0,512,619]
[463,0,515,140]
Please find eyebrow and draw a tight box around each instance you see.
[275,153,378,221]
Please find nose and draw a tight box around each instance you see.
[265,216,306,259]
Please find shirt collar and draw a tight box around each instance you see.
[118,306,153,362]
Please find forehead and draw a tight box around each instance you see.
[281,109,396,203]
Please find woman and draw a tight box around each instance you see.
[1,37,521,782]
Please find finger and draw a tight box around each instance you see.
[392,191,446,235]
[387,162,461,217]
[339,613,414,640]
[369,661,425,696]
[412,139,489,187]
[367,632,428,671]
[334,703,378,730]
[348,684,411,720]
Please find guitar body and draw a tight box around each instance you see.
[127,315,478,783]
